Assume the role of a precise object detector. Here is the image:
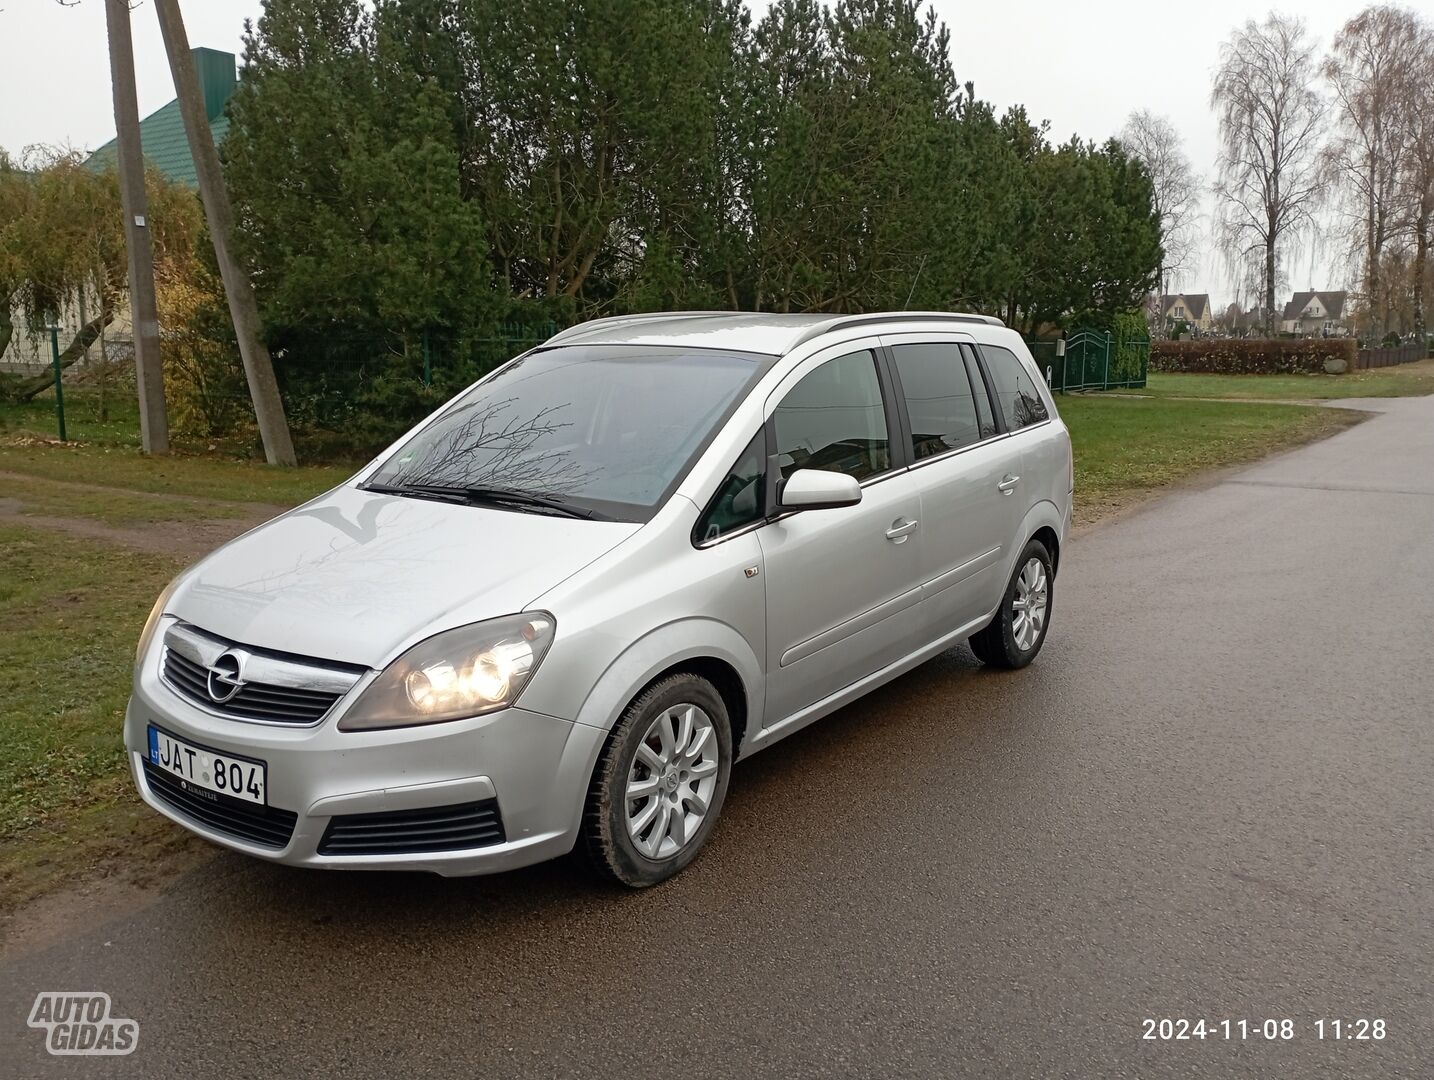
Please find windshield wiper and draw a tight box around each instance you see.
[366,482,604,520]
[362,482,469,505]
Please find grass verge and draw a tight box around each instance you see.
[1059,395,1365,523]
[1,473,250,526]
[0,442,348,506]
[0,524,195,913]
[1141,357,1434,401]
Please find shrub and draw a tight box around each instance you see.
[1151,338,1357,375]
[1110,311,1150,383]
[157,264,253,439]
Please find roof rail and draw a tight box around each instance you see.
[543,311,735,345]
[789,311,1004,349]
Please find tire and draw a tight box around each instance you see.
[968,539,1054,670]
[580,673,733,887]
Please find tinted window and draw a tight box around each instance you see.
[773,351,890,482]
[697,430,766,543]
[368,345,770,521]
[890,344,982,459]
[961,345,999,440]
[981,345,1049,430]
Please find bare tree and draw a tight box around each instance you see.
[1322,4,1425,338]
[1120,110,1200,336]
[1399,23,1434,338]
[1211,13,1325,334]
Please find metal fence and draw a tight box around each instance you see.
[1355,342,1428,370]
[425,321,559,386]
[1025,329,1150,393]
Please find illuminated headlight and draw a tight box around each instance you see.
[338,613,555,731]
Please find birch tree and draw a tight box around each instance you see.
[1396,22,1434,337]
[1120,110,1200,334]
[1211,13,1325,333]
[1322,4,1425,337]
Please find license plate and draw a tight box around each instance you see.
[147,727,267,806]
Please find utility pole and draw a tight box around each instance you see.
[104,0,169,454]
[153,0,297,466]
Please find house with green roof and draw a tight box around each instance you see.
[85,47,236,187]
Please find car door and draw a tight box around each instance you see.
[972,338,1057,597]
[757,341,927,724]
[880,334,1025,635]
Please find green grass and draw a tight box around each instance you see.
[0,387,144,447]
[1,473,249,526]
[0,524,190,909]
[1,389,350,506]
[1141,358,1434,401]
[0,442,348,506]
[1060,394,1363,519]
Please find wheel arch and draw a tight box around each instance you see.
[1018,500,1065,577]
[571,617,762,754]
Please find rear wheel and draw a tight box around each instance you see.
[580,673,732,887]
[968,539,1053,670]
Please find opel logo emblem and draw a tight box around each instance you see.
[206,652,245,703]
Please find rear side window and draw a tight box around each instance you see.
[889,344,982,459]
[697,430,765,543]
[981,345,1049,431]
[961,345,999,440]
[772,350,890,481]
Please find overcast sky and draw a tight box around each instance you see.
[1,0,1367,309]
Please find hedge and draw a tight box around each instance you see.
[1151,338,1358,375]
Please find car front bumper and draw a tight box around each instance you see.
[124,638,607,876]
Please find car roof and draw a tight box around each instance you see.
[544,310,1005,356]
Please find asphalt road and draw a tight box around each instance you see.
[4,395,1432,1078]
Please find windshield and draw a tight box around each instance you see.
[366,344,773,522]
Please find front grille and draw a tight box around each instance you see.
[143,760,297,849]
[163,647,342,723]
[318,799,506,856]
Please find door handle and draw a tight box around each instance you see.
[885,518,919,542]
[997,474,1020,494]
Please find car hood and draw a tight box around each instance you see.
[167,485,640,668]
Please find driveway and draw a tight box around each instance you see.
[3,396,1431,1078]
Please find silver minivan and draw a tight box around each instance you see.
[127,312,1072,886]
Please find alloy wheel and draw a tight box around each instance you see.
[624,703,720,859]
[1011,556,1049,651]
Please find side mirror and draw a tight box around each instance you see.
[778,468,862,511]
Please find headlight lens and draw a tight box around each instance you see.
[338,613,555,731]
[136,576,181,663]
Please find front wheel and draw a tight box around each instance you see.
[579,673,732,887]
[968,539,1053,670]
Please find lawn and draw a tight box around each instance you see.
[0,442,348,507]
[1,389,350,507]
[0,386,144,447]
[1059,394,1362,521]
[0,525,192,911]
[0,384,1376,910]
[1141,357,1434,401]
[1,472,250,527]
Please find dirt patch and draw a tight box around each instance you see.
[0,811,215,961]
[0,472,287,558]
[0,506,273,558]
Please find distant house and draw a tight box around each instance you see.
[84,47,237,188]
[1160,293,1213,334]
[1281,291,1349,337]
